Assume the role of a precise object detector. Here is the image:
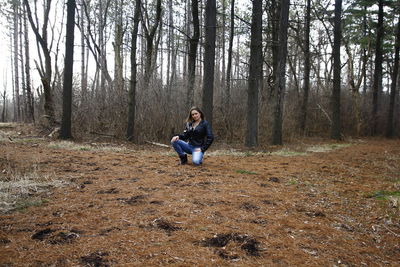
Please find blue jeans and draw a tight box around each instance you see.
[171,140,204,165]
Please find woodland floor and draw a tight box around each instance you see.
[0,123,399,267]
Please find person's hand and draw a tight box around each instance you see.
[171,136,179,142]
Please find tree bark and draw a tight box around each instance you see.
[386,17,400,137]
[271,0,290,145]
[202,0,217,123]
[60,0,76,140]
[299,0,311,134]
[245,0,262,147]
[22,6,34,123]
[225,0,234,109]
[372,0,384,135]
[186,0,200,109]
[127,0,141,141]
[13,1,20,122]
[331,0,342,140]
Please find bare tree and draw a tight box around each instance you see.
[23,0,55,125]
[141,0,162,90]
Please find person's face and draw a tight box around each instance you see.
[191,110,201,121]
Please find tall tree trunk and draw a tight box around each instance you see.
[186,0,199,109]
[386,17,400,137]
[245,0,262,147]
[13,1,20,122]
[372,0,384,135]
[225,0,234,109]
[299,0,311,134]
[331,0,342,140]
[60,0,76,140]
[202,0,216,123]
[271,0,290,145]
[80,0,87,104]
[23,6,34,123]
[127,0,141,141]
[113,0,124,94]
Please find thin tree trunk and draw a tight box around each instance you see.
[299,0,311,134]
[202,0,217,123]
[23,6,34,122]
[386,17,400,137]
[186,0,199,109]
[225,0,234,109]
[13,1,20,122]
[372,0,384,135]
[60,0,76,139]
[127,0,141,142]
[331,0,342,140]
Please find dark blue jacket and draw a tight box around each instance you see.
[179,120,214,152]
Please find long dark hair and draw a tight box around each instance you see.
[186,106,205,122]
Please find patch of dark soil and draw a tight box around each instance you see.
[306,211,326,217]
[97,188,119,194]
[250,218,268,225]
[0,237,11,244]
[99,227,121,236]
[80,251,110,267]
[240,202,260,211]
[31,228,55,241]
[199,233,261,257]
[269,177,280,183]
[261,200,275,205]
[138,186,159,192]
[259,183,268,187]
[48,231,79,245]
[200,233,232,247]
[149,200,164,205]
[216,249,240,260]
[152,219,182,232]
[239,238,260,256]
[117,195,146,205]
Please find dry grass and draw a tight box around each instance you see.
[0,168,68,213]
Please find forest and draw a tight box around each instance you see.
[0,0,399,146]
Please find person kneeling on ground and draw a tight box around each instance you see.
[171,107,214,165]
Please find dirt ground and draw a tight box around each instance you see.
[0,124,399,266]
